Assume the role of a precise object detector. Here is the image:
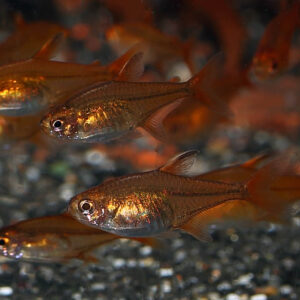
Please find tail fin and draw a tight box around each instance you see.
[247,150,300,218]
[187,53,232,116]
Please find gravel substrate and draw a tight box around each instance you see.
[0,0,299,299]
[0,127,299,300]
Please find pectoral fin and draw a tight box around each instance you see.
[110,44,145,81]
[142,99,184,142]
[33,33,65,60]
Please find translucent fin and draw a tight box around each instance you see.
[132,237,165,249]
[196,154,272,183]
[33,33,65,60]
[159,150,199,175]
[181,200,260,241]
[142,99,183,142]
[247,150,300,216]
[188,53,232,116]
[109,44,144,81]
[181,213,213,242]
[116,52,144,81]
[77,252,99,264]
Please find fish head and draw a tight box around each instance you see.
[252,52,280,79]
[68,189,109,230]
[40,105,81,140]
[0,78,47,116]
[68,184,167,237]
[0,230,25,260]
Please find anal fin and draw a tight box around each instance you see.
[180,200,259,241]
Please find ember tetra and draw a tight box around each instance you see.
[68,150,300,241]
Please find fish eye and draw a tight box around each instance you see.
[52,119,64,132]
[78,199,95,215]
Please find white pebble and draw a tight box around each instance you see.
[159,267,174,277]
[139,246,152,256]
[0,287,13,296]
[112,258,126,268]
[226,294,241,300]
[161,280,172,293]
[250,295,267,300]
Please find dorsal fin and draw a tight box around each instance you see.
[109,44,145,81]
[33,32,65,60]
[159,150,199,176]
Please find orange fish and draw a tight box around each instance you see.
[230,76,300,138]
[0,18,67,66]
[0,44,143,116]
[186,0,247,75]
[251,1,300,79]
[0,213,160,263]
[68,150,300,241]
[106,22,196,73]
[40,54,228,143]
[163,56,250,144]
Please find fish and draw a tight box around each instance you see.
[106,22,196,73]
[230,76,300,138]
[186,0,247,75]
[0,17,67,66]
[0,114,42,142]
[163,59,250,144]
[0,213,160,263]
[251,1,300,79]
[40,54,228,143]
[0,43,143,116]
[67,150,300,241]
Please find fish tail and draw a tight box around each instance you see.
[246,150,300,221]
[187,53,232,116]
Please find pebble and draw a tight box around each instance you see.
[158,267,174,277]
[226,294,241,300]
[250,295,267,300]
[0,286,13,296]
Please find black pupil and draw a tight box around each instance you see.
[0,239,5,246]
[82,202,91,211]
[53,120,62,128]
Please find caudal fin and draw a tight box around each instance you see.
[187,53,232,116]
[247,150,300,220]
